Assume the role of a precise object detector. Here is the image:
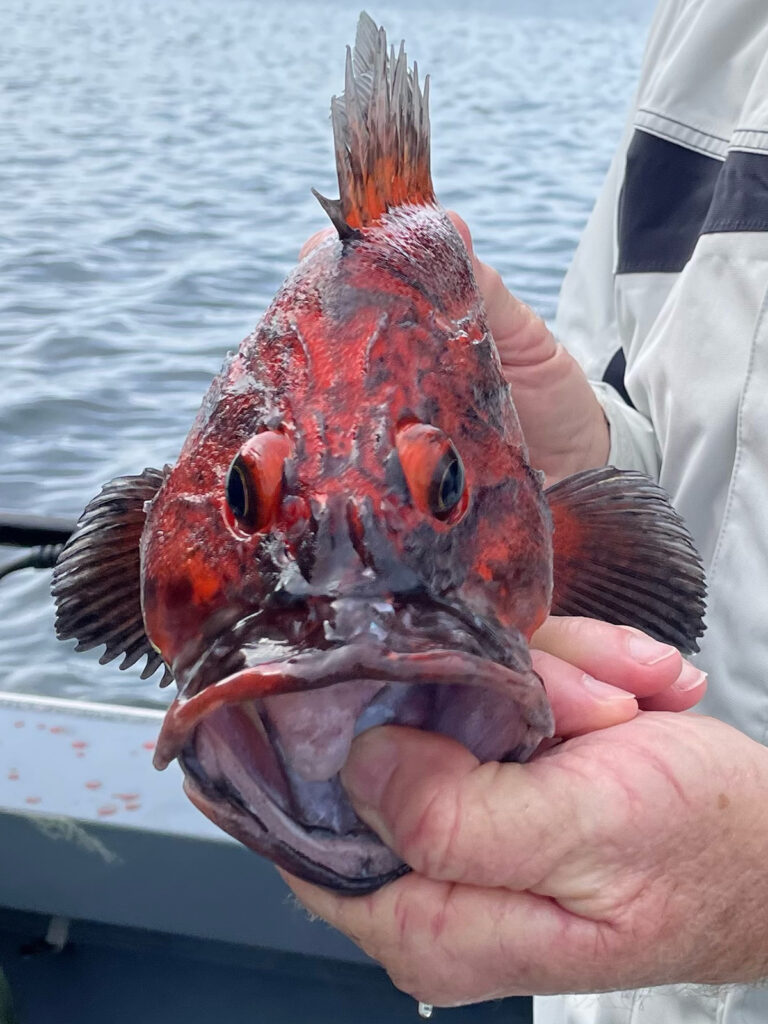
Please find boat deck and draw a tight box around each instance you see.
[0,692,532,1023]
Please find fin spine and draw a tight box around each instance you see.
[320,12,434,236]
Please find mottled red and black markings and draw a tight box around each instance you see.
[137,193,552,698]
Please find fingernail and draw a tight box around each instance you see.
[621,628,678,666]
[341,729,399,811]
[675,662,708,692]
[581,673,635,702]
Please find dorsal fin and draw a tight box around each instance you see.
[316,12,434,235]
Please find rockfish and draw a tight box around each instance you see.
[52,14,705,893]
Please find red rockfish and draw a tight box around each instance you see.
[53,13,705,893]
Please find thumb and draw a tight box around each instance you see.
[340,725,578,887]
[446,210,474,253]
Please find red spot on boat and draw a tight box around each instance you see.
[25,796,41,805]
[49,725,66,734]
[142,741,155,750]
[13,721,24,729]
[85,780,102,790]
[72,741,88,749]
[125,802,141,811]
[98,804,118,817]
[8,771,19,781]
[113,793,140,802]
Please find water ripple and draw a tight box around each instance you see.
[0,0,653,705]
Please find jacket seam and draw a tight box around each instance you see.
[636,107,730,144]
[707,285,768,591]
[631,123,725,160]
[702,220,768,234]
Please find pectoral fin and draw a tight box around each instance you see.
[52,468,172,683]
[546,467,706,654]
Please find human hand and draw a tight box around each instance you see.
[531,615,706,738]
[285,708,768,1006]
[449,213,609,484]
[300,216,610,484]
[281,620,728,1004]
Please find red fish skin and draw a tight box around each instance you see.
[48,12,704,894]
[140,201,553,683]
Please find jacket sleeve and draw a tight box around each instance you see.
[553,123,662,480]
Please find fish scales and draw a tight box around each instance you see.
[52,13,706,892]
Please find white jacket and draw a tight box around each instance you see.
[535,1,768,1021]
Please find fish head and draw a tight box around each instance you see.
[51,7,708,892]
[139,208,555,892]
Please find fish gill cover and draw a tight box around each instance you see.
[52,12,705,892]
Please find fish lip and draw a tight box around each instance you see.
[179,757,410,894]
[153,640,554,771]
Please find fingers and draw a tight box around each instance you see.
[446,210,472,252]
[446,210,556,368]
[638,660,707,711]
[283,870,606,1005]
[299,227,334,260]
[531,616,702,701]
[532,648,638,738]
[338,726,577,889]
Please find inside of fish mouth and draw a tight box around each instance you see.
[178,668,545,849]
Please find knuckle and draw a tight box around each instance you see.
[403,784,465,879]
[561,615,596,648]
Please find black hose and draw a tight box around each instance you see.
[0,513,75,579]
[0,544,67,580]
[0,514,76,549]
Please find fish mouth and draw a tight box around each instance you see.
[155,603,554,893]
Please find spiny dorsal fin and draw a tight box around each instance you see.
[316,12,434,235]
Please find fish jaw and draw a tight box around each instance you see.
[152,602,553,893]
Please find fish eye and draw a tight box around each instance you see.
[395,422,468,524]
[224,431,291,534]
[431,449,465,519]
[225,456,255,526]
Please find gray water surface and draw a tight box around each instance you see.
[0,0,654,705]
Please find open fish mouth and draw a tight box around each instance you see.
[155,604,554,893]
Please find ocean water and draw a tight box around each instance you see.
[0,0,654,706]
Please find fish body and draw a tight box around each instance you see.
[52,14,705,893]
